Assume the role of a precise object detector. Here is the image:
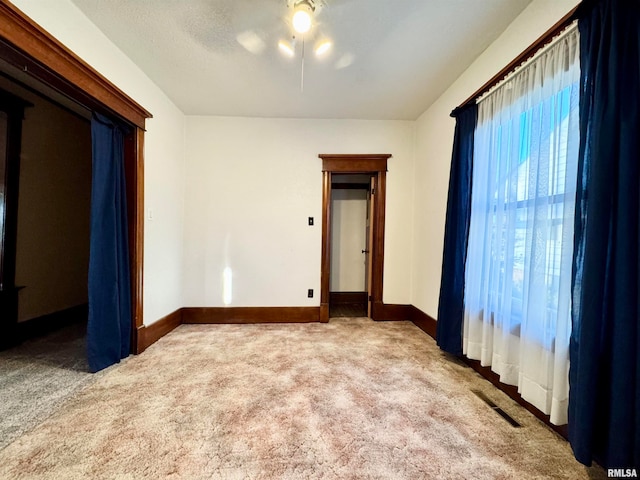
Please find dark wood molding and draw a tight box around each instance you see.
[372,170,386,317]
[330,291,367,305]
[0,1,152,128]
[0,3,147,355]
[126,127,145,352]
[408,304,568,439]
[319,154,390,323]
[320,171,331,323]
[370,302,412,321]
[136,308,182,353]
[457,5,580,110]
[319,303,329,324]
[320,154,390,173]
[182,306,321,324]
[408,305,437,338]
[331,183,370,190]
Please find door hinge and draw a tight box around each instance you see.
[371,187,375,195]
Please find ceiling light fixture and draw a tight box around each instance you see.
[280,0,333,92]
[315,40,332,56]
[278,40,295,57]
[292,1,314,34]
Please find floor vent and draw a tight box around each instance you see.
[472,390,522,428]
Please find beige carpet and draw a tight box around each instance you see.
[0,318,605,479]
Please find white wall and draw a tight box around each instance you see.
[410,0,580,318]
[8,0,581,323]
[330,189,368,292]
[11,0,187,325]
[184,117,414,307]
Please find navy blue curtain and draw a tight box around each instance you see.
[569,0,640,469]
[87,113,132,373]
[436,104,477,355]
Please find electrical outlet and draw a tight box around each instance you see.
[308,289,314,298]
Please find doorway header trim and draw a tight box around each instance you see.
[319,154,391,173]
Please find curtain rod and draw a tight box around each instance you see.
[477,22,578,105]
[454,4,580,112]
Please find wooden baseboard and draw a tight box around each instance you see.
[408,305,437,337]
[182,306,320,324]
[320,303,329,323]
[371,302,412,321]
[407,304,568,439]
[136,308,182,353]
[329,292,367,305]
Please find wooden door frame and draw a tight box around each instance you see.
[319,154,391,322]
[0,2,152,353]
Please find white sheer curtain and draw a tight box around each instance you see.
[463,25,580,425]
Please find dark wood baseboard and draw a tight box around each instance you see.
[329,291,367,305]
[371,302,412,321]
[182,306,320,324]
[136,308,182,353]
[408,305,437,337]
[16,303,88,342]
[408,304,568,440]
[320,303,329,323]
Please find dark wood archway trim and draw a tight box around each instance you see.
[0,1,152,353]
[0,1,151,128]
[319,154,391,323]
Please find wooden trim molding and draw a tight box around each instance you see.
[372,171,387,317]
[329,292,367,305]
[320,154,391,173]
[331,183,370,190]
[0,1,152,128]
[408,305,437,338]
[320,171,331,322]
[126,128,145,352]
[136,308,182,353]
[371,303,412,322]
[182,307,321,324]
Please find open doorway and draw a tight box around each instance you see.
[329,174,372,318]
[0,2,151,354]
[319,154,390,322]
[0,76,92,349]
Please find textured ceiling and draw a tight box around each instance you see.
[70,0,532,120]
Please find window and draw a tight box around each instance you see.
[463,25,579,425]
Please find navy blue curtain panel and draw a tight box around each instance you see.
[569,0,640,469]
[87,113,132,373]
[436,104,477,355]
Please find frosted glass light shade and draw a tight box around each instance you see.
[315,40,332,56]
[292,4,313,34]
